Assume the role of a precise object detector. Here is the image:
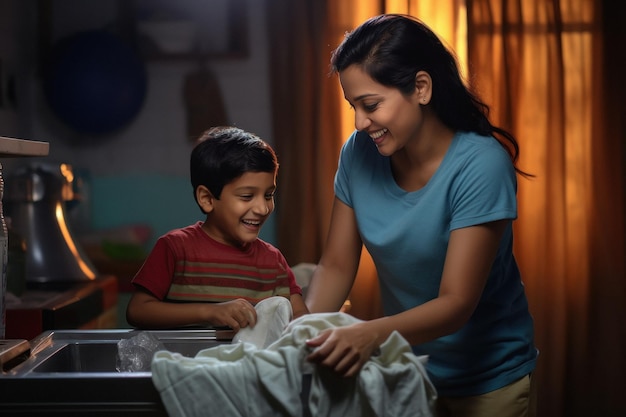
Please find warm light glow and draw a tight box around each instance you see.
[59,163,75,202]
[55,202,96,280]
[405,0,468,80]
[59,163,74,183]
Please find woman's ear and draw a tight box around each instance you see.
[196,185,215,213]
[415,71,432,105]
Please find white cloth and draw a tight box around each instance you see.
[151,312,437,417]
[232,296,292,349]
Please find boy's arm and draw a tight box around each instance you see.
[290,293,309,319]
[126,287,257,330]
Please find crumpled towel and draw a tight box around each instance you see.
[151,312,437,417]
[232,296,292,349]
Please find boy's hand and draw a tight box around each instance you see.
[290,293,309,319]
[206,299,257,331]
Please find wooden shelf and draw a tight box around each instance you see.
[0,136,50,158]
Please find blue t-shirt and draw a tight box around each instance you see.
[335,130,537,397]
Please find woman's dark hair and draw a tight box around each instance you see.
[331,14,528,175]
[190,126,278,206]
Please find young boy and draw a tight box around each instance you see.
[126,126,308,330]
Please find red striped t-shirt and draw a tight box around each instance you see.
[132,222,301,304]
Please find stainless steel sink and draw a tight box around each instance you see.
[30,342,119,373]
[25,338,221,373]
[12,328,234,374]
[0,328,234,416]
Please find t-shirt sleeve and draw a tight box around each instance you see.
[449,143,518,230]
[131,237,176,300]
[334,131,359,207]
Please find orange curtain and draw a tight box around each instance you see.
[468,0,626,416]
[587,2,626,416]
[266,0,341,266]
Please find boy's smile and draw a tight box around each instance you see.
[201,171,276,248]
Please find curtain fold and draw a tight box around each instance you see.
[586,0,626,414]
[265,0,341,266]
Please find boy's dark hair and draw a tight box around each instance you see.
[190,126,278,207]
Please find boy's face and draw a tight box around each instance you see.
[201,171,276,248]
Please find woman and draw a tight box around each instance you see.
[305,14,537,417]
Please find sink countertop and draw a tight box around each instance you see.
[0,328,234,416]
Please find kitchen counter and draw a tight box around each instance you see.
[5,275,119,340]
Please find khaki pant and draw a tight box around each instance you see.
[436,374,536,417]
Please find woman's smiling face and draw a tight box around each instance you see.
[339,64,424,156]
[202,171,276,249]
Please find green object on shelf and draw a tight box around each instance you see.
[101,240,146,261]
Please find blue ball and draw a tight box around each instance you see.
[43,30,147,135]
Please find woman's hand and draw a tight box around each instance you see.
[305,321,380,377]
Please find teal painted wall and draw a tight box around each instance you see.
[88,174,277,251]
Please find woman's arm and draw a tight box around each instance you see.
[305,197,363,312]
[126,288,257,331]
[306,220,507,377]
